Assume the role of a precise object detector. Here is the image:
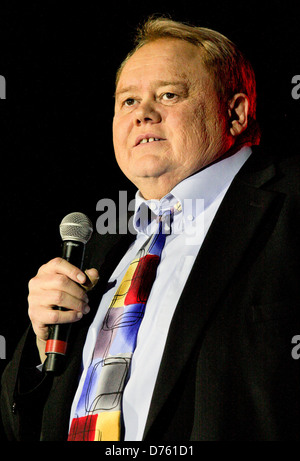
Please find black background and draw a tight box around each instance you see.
[0,0,299,401]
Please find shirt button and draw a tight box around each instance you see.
[12,402,17,414]
[187,214,194,221]
[148,203,157,211]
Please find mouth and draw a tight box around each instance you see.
[134,134,166,147]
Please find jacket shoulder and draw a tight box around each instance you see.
[275,154,300,194]
[240,146,300,196]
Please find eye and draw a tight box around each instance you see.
[161,92,177,101]
[123,98,136,107]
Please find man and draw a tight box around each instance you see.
[1,17,300,441]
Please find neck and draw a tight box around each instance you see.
[137,142,250,200]
[137,176,180,200]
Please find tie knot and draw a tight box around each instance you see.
[157,201,181,234]
[159,208,172,221]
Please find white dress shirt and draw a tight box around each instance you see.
[69,146,252,440]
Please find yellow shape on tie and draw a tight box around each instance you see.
[95,410,121,441]
[110,258,139,308]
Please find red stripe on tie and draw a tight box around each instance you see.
[68,415,98,441]
[125,254,160,305]
[45,339,67,355]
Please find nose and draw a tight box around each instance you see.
[134,100,162,126]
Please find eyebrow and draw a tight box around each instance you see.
[114,80,189,98]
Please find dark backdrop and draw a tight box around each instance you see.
[0,0,299,415]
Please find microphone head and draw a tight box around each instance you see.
[59,212,93,244]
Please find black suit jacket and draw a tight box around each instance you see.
[1,147,300,441]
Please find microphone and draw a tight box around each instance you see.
[43,212,93,374]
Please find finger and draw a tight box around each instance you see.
[31,305,83,342]
[30,288,90,318]
[29,295,88,333]
[38,257,87,284]
[81,268,100,292]
[29,272,88,302]
[46,304,87,324]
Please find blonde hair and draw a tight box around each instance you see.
[116,16,261,145]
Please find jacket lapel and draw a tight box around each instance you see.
[143,151,284,438]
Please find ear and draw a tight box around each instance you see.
[228,93,249,137]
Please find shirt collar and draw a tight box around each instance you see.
[133,146,252,235]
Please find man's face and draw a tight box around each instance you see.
[113,38,233,199]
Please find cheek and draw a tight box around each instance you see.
[188,101,224,147]
[167,110,196,142]
[113,117,128,156]
[172,107,209,151]
[112,125,125,172]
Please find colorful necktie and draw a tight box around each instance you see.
[68,207,174,441]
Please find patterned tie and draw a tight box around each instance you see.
[68,206,175,441]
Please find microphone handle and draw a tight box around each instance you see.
[43,240,85,374]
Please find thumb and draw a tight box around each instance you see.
[80,268,100,291]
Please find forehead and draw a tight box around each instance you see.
[116,38,209,90]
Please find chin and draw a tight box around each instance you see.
[131,156,170,178]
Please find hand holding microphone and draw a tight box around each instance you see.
[27,212,99,373]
